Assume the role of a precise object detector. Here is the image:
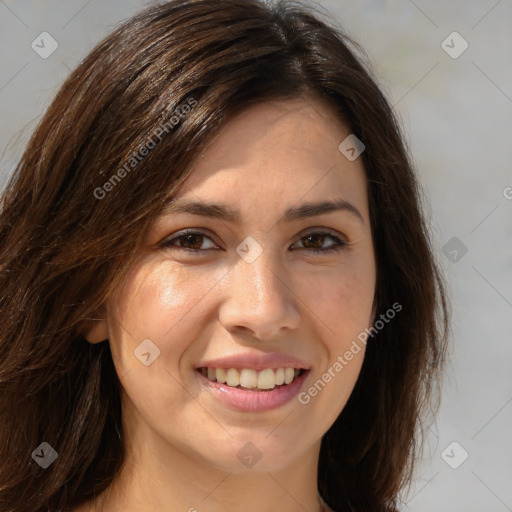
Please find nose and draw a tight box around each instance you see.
[218,247,301,340]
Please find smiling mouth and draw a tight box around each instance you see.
[197,367,308,391]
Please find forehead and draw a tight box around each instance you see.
[167,97,369,218]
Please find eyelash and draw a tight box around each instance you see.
[160,229,348,256]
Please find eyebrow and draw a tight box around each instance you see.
[161,198,364,224]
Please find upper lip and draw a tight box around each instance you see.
[195,351,311,371]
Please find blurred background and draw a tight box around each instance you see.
[0,1,511,510]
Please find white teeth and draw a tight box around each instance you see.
[275,368,285,385]
[226,368,240,387]
[202,367,304,390]
[257,368,276,390]
[216,368,227,384]
[284,367,295,385]
[239,369,257,388]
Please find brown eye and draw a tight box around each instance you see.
[175,233,205,250]
[161,229,347,256]
[162,230,218,253]
[292,231,347,254]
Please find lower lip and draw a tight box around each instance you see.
[196,370,310,412]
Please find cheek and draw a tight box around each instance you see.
[105,261,222,424]
[107,260,219,371]
[295,266,372,421]
[293,259,375,343]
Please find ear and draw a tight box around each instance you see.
[82,306,109,344]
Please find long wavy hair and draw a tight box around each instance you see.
[0,1,449,511]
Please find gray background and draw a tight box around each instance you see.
[1,1,511,510]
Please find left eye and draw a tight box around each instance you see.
[161,230,347,255]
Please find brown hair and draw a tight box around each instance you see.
[0,1,449,511]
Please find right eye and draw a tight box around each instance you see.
[161,230,219,254]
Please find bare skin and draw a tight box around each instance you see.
[78,96,376,512]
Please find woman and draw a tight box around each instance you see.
[0,1,449,511]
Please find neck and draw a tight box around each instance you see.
[95,453,326,512]
[90,403,325,512]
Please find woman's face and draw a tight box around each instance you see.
[88,97,376,474]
